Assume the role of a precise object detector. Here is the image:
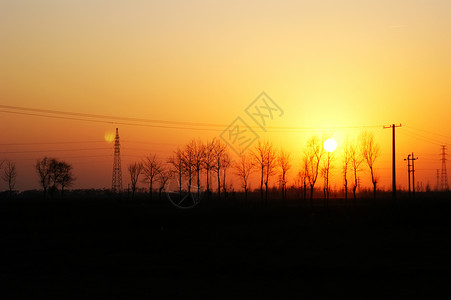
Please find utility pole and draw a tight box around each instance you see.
[411,153,418,198]
[404,153,418,199]
[404,154,411,198]
[384,124,402,201]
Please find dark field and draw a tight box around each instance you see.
[1,195,451,299]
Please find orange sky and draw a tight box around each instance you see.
[1,0,450,191]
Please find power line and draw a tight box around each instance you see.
[402,127,445,145]
[0,141,105,146]
[0,104,383,131]
[0,147,111,154]
[405,125,451,141]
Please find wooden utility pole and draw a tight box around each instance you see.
[383,124,402,201]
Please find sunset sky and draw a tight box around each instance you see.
[1,0,450,191]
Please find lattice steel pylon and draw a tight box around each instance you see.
[440,145,448,191]
[112,128,122,193]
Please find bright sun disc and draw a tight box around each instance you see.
[323,138,337,152]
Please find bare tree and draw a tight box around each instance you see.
[321,150,334,207]
[278,149,292,201]
[360,131,380,200]
[212,139,228,201]
[157,167,171,200]
[168,147,184,200]
[35,157,52,199]
[250,141,268,204]
[341,138,351,203]
[349,139,364,204]
[142,153,161,201]
[2,161,17,198]
[203,139,215,199]
[221,152,231,200]
[233,153,255,203]
[56,161,74,198]
[128,162,143,200]
[264,143,277,204]
[190,139,205,199]
[182,142,196,194]
[49,159,63,196]
[304,136,325,204]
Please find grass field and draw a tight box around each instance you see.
[1,194,450,299]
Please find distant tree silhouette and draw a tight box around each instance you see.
[35,157,52,199]
[182,141,196,194]
[49,159,62,197]
[250,141,268,205]
[128,162,143,200]
[321,147,334,206]
[304,136,325,204]
[56,160,74,198]
[2,160,17,199]
[168,147,184,200]
[278,149,292,201]
[157,168,171,200]
[264,142,277,204]
[221,152,231,200]
[233,153,255,203]
[349,139,363,204]
[301,156,309,203]
[142,153,162,201]
[360,131,380,200]
[190,139,205,199]
[341,138,351,203]
[203,139,215,199]
[212,139,228,201]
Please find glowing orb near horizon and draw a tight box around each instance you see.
[104,131,115,143]
[323,138,337,152]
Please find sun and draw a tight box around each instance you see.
[104,131,115,143]
[323,138,337,152]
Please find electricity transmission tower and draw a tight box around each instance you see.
[112,128,122,193]
[440,145,448,191]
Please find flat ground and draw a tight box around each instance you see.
[1,195,450,299]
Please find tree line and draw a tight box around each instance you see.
[125,130,380,204]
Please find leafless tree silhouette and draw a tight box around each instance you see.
[251,141,268,204]
[56,160,74,198]
[157,168,171,200]
[233,153,255,203]
[321,149,334,206]
[142,153,161,201]
[221,152,231,200]
[212,139,228,201]
[182,141,196,194]
[203,139,215,199]
[360,131,380,200]
[278,149,292,201]
[263,142,277,205]
[168,147,184,200]
[128,162,143,200]
[49,159,62,197]
[35,157,51,199]
[349,139,364,204]
[190,139,205,199]
[2,160,17,199]
[304,136,325,204]
[341,138,351,203]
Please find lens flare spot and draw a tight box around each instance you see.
[104,131,115,143]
